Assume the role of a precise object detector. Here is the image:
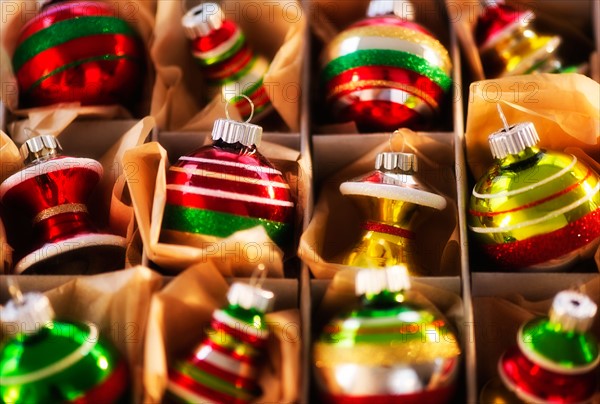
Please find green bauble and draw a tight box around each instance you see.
[0,293,129,403]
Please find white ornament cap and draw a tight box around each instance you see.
[227,282,275,313]
[355,265,411,296]
[549,291,597,333]
[212,118,262,148]
[367,0,415,20]
[488,122,540,160]
[375,152,418,172]
[1,292,55,335]
[21,134,62,165]
[182,2,224,39]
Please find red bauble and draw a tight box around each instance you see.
[13,0,144,108]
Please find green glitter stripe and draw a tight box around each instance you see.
[196,33,246,66]
[13,16,137,72]
[177,361,253,400]
[322,49,452,91]
[210,56,257,86]
[162,204,289,242]
[25,54,137,93]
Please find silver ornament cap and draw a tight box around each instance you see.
[212,118,262,148]
[488,122,540,160]
[1,292,55,335]
[227,282,275,313]
[182,2,224,39]
[375,152,418,173]
[549,291,597,333]
[20,134,62,165]
[355,265,411,296]
[367,0,415,20]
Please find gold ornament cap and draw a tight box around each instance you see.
[367,0,415,20]
[488,122,540,160]
[227,282,274,313]
[182,2,224,39]
[375,152,418,173]
[549,291,597,333]
[355,265,411,296]
[21,134,62,165]
[1,292,55,335]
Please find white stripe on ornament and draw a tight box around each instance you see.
[179,156,283,175]
[167,381,218,404]
[469,182,600,233]
[194,344,257,378]
[212,309,270,340]
[192,28,243,61]
[166,184,294,207]
[472,155,578,199]
[169,166,289,188]
[332,88,434,118]
[0,322,99,385]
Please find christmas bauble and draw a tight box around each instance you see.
[160,118,294,248]
[313,266,461,403]
[469,121,600,271]
[339,152,446,275]
[13,0,144,108]
[166,282,274,403]
[182,3,272,122]
[0,292,129,403]
[321,0,452,132]
[475,0,564,77]
[0,135,127,274]
[498,290,599,403]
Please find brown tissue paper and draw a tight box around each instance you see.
[299,129,460,278]
[123,139,307,275]
[0,0,156,130]
[143,263,300,403]
[150,0,305,132]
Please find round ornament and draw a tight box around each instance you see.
[468,112,600,271]
[160,110,294,248]
[339,151,446,275]
[12,0,145,108]
[182,2,272,122]
[0,291,129,403]
[166,281,274,403]
[475,0,565,77]
[313,266,461,403]
[321,0,452,132]
[0,134,127,274]
[497,290,599,403]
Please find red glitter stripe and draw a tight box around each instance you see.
[203,46,253,80]
[321,385,455,404]
[350,17,434,36]
[211,318,268,349]
[483,209,600,269]
[174,160,286,183]
[168,369,242,403]
[71,360,129,403]
[18,2,115,43]
[326,66,444,107]
[16,34,141,90]
[205,339,255,364]
[362,221,415,239]
[166,170,291,200]
[470,169,594,217]
[166,189,293,223]
[188,354,258,391]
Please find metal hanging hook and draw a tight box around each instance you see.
[249,263,267,289]
[497,103,511,132]
[7,277,25,306]
[390,129,407,153]
[23,127,41,139]
[225,94,255,123]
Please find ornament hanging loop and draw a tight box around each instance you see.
[249,263,267,289]
[23,127,42,140]
[496,103,511,132]
[390,129,407,153]
[6,277,25,306]
[225,94,255,123]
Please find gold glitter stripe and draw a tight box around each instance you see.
[33,203,88,224]
[314,341,461,367]
[169,166,289,189]
[325,25,451,73]
[327,79,439,109]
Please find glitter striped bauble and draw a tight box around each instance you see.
[166,283,272,403]
[183,3,272,121]
[469,123,600,271]
[0,293,129,403]
[160,143,294,247]
[321,16,452,132]
[313,267,461,403]
[12,0,144,108]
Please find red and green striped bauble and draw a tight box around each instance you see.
[12,0,144,108]
[166,282,273,403]
[320,7,452,132]
[182,3,272,121]
[469,122,600,271]
[0,293,129,403]
[160,137,294,248]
